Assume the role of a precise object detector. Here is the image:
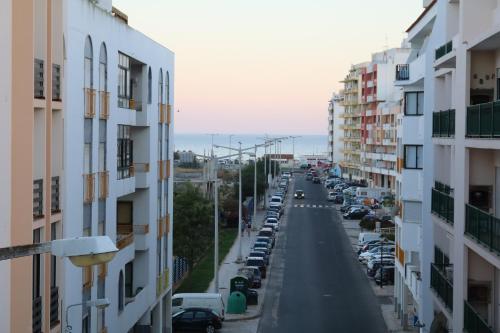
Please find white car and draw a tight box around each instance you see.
[358,246,394,263]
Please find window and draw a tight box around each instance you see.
[148,67,152,104]
[118,271,124,311]
[125,261,133,297]
[181,311,194,320]
[98,200,106,236]
[84,119,92,174]
[166,71,170,105]
[117,125,133,179]
[195,311,208,319]
[99,43,107,92]
[118,53,130,108]
[404,92,424,115]
[99,120,107,172]
[158,69,163,104]
[404,145,423,169]
[84,36,93,89]
[172,298,183,307]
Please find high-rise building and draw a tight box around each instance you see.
[328,91,344,166]
[0,1,175,332]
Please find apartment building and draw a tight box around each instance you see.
[392,2,437,329]
[0,1,57,332]
[327,91,344,166]
[360,48,410,191]
[61,1,175,332]
[340,63,368,181]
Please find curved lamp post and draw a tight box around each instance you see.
[65,298,111,333]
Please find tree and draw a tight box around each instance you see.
[173,183,213,268]
[239,158,280,200]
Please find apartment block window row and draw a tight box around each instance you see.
[118,53,130,109]
[405,92,424,116]
[404,145,423,169]
[117,125,133,179]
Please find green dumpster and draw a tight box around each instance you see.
[227,291,247,314]
[230,275,249,295]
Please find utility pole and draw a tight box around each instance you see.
[213,176,219,292]
[253,145,257,225]
[263,143,267,209]
[237,142,243,262]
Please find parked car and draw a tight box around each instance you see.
[367,261,394,277]
[294,190,305,199]
[265,218,279,231]
[270,196,283,205]
[246,257,267,278]
[172,307,222,333]
[269,203,284,215]
[357,232,382,248]
[239,266,262,288]
[327,192,336,201]
[366,255,395,268]
[256,235,275,248]
[258,228,276,240]
[172,293,225,320]
[312,177,321,184]
[343,208,370,220]
[374,266,395,285]
[359,246,395,263]
[248,250,269,265]
[266,211,280,220]
[306,173,313,181]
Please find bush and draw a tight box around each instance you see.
[359,217,394,230]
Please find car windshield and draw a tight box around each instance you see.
[247,259,263,266]
[296,190,303,194]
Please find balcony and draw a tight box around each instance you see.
[52,64,61,101]
[50,286,59,328]
[157,218,165,239]
[98,171,109,199]
[117,224,134,250]
[435,40,453,61]
[464,300,494,333]
[99,91,110,119]
[431,186,454,225]
[167,104,172,125]
[157,269,170,297]
[133,224,150,251]
[33,179,44,219]
[83,173,95,203]
[33,296,43,333]
[158,103,166,123]
[84,88,96,118]
[51,176,60,213]
[158,160,165,180]
[466,101,500,138]
[433,109,455,138]
[395,243,405,266]
[34,59,44,99]
[395,64,409,81]
[430,263,453,311]
[134,163,150,188]
[465,204,500,255]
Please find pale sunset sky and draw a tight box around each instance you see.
[114,0,423,135]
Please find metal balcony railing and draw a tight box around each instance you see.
[464,300,493,333]
[116,224,134,249]
[98,171,109,199]
[158,103,166,123]
[465,204,500,255]
[431,187,454,225]
[84,88,96,118]
[33,296,43,333]
[435,40,453,60]
[50,286,59,327]
[33,179,44,219]
[433,109,455,138]
[430,263,453,311]
[395,64,409,81]
[34,59,44,99]
[134,163,150,173]
[51,176,60,213]
[466,101,500,137]
[83,173,95,203]
[52,64,61,101]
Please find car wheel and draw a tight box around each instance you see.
[206,324,215,333]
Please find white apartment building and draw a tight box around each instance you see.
[360,48,410,191]
[393,2,437,330]
[328,92,344,166]
[62,1,174,332]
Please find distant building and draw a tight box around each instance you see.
[178,150,196,164]
[328,92,344,166]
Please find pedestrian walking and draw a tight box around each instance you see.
[241,221,246,237]
[246,220,251,237]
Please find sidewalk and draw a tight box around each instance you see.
[206,205,268,321]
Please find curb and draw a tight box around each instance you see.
[224,308,263,322]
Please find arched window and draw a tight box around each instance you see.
[148,67,152,104]
[166,71,170,105]
[158,69,163,104]
[99,43,107,92]
[84,36,93,89]
[118,270,124,311]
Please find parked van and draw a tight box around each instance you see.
[172,293,225,320]
[358,232,382,248]
[270,196,283,205]
[355,187,391,201]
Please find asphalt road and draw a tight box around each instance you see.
[257,174,388,333]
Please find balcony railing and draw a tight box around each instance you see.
[431,188,454,225]
[117,224,134,249]
[50,286,59,327]
[34,59,44,99]
[430,263,453,311]
[158,161,165,180]
[157,218,164,239]
[83,173,95,203]
[395,64,409,81]
[33,296,43,333]
[464,300,494,333]
[99,91,110,119]
[33,179,44,219]
[466,101,500,137]
[98,171,109,199]
[395,243,404,266]
[84,88,96,118]
[51,176,60,213]
[465,204,500,255]
[134,162,150,173]
[158,103,166,123]
[167,104,172,124]
[133,224,150,235]
[52,64,61,101]
[435,40,453,60]
[433,109,455,138]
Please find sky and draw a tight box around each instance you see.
[114,0,423,135]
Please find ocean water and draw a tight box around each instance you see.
[174,133,327,159]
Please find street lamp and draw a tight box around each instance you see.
[0,235,118,266]
[65,298,111,332]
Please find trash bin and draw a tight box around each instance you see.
[246,289,258,306]
[227,291,246,314]
[230,275,249,295]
